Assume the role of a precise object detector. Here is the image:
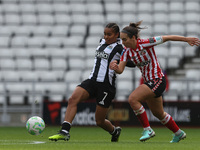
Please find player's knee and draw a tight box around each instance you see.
[95,119,104,127]
[128,95,137,107]
[68,96,78,106]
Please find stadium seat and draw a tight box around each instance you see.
[37,14,54,25]
[37,71,59,82]
[35,3,53,14]
[52,3,71,14]
[169,46,184,58]
[70,3,87,14]
[27,37,46,48]
[157,57,167,70]
[185,69,200,80]
[9,95,25,105]
[21,14,38,25]
[81,69,91,80]
[137,13,153,24]
[169,12,184,23]
[153,13,169,24]
[105,3,121,13]
[54,14,72,25]
[47,48,67,58]
[0,37,10,48]
[85,47,95,58]
[68,58,85,70]
[64,70,82,82]
[185,23,200,35]
[116,80,134,100]
[44,37,63,48]
[85,35,102,47]
[1,71,20,82]
[167,57,180,68]
[34,26,51,37]
[121,13,137,25]
[86,3,103,14]
[121,2,137,13]
[69,25,87,36]
[11,36,28,48]
[16,58,33,70]
[0,26,14,37]
[71,14,88,25]
[88,14,105,25]
[4,14,21,25]
[33,58,50,70]
[0,49,14,58]
[169,23,185,35]
[0,58,16,70]
[5,82,32,94]
[51,58,68,70]
[184,46,197,57]
[88,25,104,36]
[85,58,94,70]
[154,46,169,58]
[153,2,168,13]
[185,1,200,12]
[62,36,84,48]
[105,13,121,25]
[117,68,134,81]
[137,2,152,13]
[169,2,184,12]
[50,25,69,37]
[19,71,39,82]
[19,3,36,14]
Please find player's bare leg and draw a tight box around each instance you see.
[95,105,121,142]
[128,84,156,141]
[49,87,89,141]
[146,94,186,143]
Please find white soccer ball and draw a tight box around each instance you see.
[26,116,45,135]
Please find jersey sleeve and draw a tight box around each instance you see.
[120,48,130,62]
[140,36,163,48]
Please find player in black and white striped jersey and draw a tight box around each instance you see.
[49,23,135,142]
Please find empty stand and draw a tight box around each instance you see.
[0,0,199,106]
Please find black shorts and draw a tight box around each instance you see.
[78,79,116,108]
[144,76,166,98]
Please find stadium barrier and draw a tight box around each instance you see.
[43,100,200,126]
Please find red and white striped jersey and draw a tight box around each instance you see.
[120,36,164,82]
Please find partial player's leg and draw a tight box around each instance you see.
[95,105,121,142]
[146,96,186,143]
[49,86,90,141]
[128,84,156,142]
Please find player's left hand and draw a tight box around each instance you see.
[187,37,200,46]
[109,60,119,71]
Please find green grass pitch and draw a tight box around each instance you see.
[0,126,199,150]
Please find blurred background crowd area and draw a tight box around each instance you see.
[0,0,199,107]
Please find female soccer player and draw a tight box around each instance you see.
[49,23,135,142]
[110,21,200,143]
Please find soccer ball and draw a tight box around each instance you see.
[26,116,45,135]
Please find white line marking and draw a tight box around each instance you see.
[0,140,46,145]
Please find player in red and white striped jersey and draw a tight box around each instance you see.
[110,21,200,143]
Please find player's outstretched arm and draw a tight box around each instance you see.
[162,35,200,46]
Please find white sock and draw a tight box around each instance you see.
[143,126,152,131]
[175,129,182,136]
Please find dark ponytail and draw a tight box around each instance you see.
[122,20,146,39]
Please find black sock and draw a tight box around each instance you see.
[61,121,71,132]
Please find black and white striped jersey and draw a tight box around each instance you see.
[88,38,123,86]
